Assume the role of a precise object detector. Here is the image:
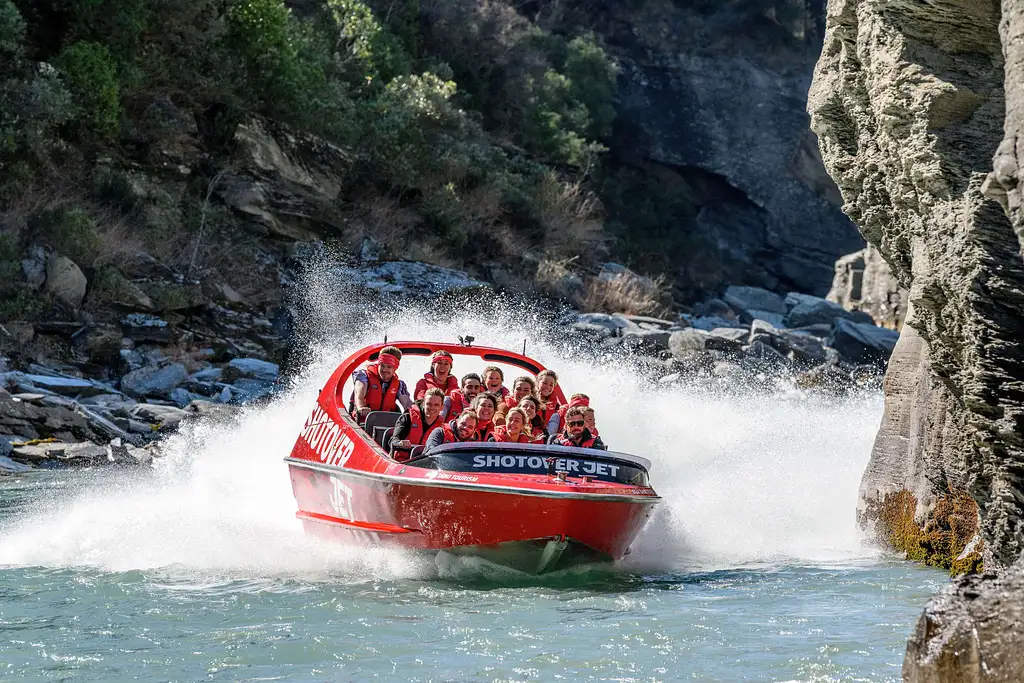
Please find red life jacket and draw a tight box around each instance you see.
[552,429,597,449]
[476,420,494,442]
[406,403,442,447]
[528,422,546,443]
[440,419,474,444]
[502,395,519,411]
[539,396,563,427]
[491,425,530,443]
[351,363,400,420]
[414,372,459,400]
[447,390,473,415]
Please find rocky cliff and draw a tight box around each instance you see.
[579,0,866,297]
[808,0,1024,678]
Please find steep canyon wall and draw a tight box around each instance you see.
[808,0,1024,678]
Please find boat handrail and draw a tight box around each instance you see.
[420,441,653,472]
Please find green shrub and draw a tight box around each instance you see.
[36,207,102,265]
[54,41,121,137]
[328,0,410,86]
[368,72,461,186]
[0,0,24,61]
[61,0,149,67]
[564,34,617,140]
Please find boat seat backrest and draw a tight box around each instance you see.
[381,427,394,451]
[409,446,425,459]
[372,426,390,448]
[363,411,400,438]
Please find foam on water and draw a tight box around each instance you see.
[0,285,883,579]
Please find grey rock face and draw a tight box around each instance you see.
[904,560,1024,682]
[809,0,1024,565]
[45,255,87,309]
[828,245,907,329]
[611,2,863,296]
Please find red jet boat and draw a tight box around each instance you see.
[285,340,660,573]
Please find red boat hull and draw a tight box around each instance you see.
[286,341,660,572]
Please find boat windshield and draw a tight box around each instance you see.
[413,443,650,487]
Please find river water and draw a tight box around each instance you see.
[0,306,946,682]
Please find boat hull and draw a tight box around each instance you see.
[288,460,657,569]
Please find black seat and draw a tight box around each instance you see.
[409,446,425,459]
[363,411,400,437]
[381,427,394,451]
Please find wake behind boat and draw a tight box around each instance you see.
[285,340,659,574]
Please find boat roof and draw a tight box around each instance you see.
[342,341,549,377]
[425,442,654,472]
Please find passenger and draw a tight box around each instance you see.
[482,365,510,399]
[517,396,548,443]
[390,388,446,461]
[583,406,599,437]
[548,405,606,450]
[495,375,538,425]
[472,392,499,442]
[414,350,458,400]
[550,392,590,434]
[423,409,479,454]
[446,372,482,417]
[536,370,562,432]
[489,407,531,443]
[349,345,412,424]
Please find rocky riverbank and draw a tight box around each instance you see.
[1,244,906,477]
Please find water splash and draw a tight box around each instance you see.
[0,282,883,579]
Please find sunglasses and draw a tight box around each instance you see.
[567,420,585,427]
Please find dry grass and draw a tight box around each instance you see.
[0,172,146,270]
[535,172,606,259]
[579,271,670,317]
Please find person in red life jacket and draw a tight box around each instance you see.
[349,346,412,424]
[494,375,538,425]
[550,392,590,434]
[583,406,599,437]
[517,396,548,443]
[548,405,606,450]
[390,388,446,461]
[536,370,562,432]
[472,392,498,442]
[445,372,482,418]
[481,365,509,399]
[489,407,531,443]
[423,409,479,454]
[414,350,458,400]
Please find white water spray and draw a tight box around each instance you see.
[0,287,883,578]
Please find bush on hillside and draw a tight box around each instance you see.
[54,41,121,138]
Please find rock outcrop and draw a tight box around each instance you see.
[585,0,865,297]
[904,559,1024,682]
[809,0,1024,678]
[828,245,907,329]
[809,0,1024,568]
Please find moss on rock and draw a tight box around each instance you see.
[862,488,984,576]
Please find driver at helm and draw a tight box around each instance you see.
[349,345,412,424]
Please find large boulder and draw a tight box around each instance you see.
[45,255,87,308]
[785,292,872,328]
[827,319,899,365]
[120,363,188,399]
[905,560,1024,682]
[722,285,787,324]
